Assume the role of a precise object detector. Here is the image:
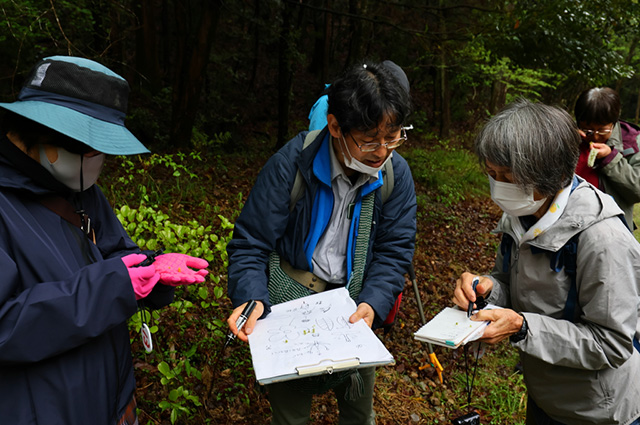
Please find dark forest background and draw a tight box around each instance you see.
[3,0,640,150]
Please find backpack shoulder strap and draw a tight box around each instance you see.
[289,130,321,212]
[552,214,629,322]
[381,159,394,204]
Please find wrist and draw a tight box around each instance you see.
[509,313,528,343]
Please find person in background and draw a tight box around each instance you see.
[226,61,417,425]
[0,56,208,424]
[574,87,640,227]
[454,99,640,425]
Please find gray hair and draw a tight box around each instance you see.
[474,98,580,197]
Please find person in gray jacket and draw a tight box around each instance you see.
[453,99,640,425]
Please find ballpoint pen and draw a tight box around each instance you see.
[224,300,257,348]
[467,277,480,318]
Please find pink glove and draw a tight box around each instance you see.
[122,253,160,300]
[152,253,209,286]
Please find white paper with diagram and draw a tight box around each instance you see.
[247,287,395,384]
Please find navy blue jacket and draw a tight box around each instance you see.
[227,129,417,329]
[0,137,173,424]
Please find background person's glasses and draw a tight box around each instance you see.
[580,128,612,137]
[350,125,414,152]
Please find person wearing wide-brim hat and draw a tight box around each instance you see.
[0,56,209,424]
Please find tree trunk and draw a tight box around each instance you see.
[346,0,369,66]
[309,0,332,86]
[135,0,163,92]
[321,0,331,84]
[276,4,294,149]
[437,0,450,138]
[169,0,223,148]
[489,80,507,115]
[248,0,261,90]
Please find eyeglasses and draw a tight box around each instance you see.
[349,125,413,153]
[580,128,612,137]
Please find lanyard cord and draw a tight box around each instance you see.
[463,343,481,407]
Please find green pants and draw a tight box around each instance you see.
[267,367,376,425]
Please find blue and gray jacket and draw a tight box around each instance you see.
[227,128,417,329]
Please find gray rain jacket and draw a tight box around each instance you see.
[487,177,640,425]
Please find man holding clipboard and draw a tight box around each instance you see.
[226,61,416,425]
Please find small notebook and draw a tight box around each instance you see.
[414,306,491,349]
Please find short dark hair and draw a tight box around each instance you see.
[326,62,411,134]
[475,98,580,197]
[574,87,621,125]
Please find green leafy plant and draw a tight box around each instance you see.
[157,346,203,424]
[406,144,488,212]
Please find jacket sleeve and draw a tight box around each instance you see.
[515,218,640,370]
[226,148,298,312]
[600,151,640,205]
[356,155,417,329]
[599,125,640,206]
[0,252,138,364]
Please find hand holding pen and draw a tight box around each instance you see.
[226,300,264,344]
[453,272,492,315]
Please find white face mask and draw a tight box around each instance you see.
[489,176,547,216]
[338,134,392,177]
[39,146,105,192]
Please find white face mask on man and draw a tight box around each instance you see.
[39,146,105,192]
[338,134,392,177]
[489,176,547,216]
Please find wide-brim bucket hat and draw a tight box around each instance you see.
[0,56,149,155]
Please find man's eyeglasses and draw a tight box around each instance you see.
[580,128,612,137]
[349,125,413,153]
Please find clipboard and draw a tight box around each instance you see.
[247,288,395,385]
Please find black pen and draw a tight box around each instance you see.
[224,300,257,348]
[467,277,480,318]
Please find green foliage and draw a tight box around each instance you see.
[450,345,527,424]
[115,204,225,263]
[406,142,488,208]
[459,39,560,103]
[107,152,208,214]
[157,346,203,424]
